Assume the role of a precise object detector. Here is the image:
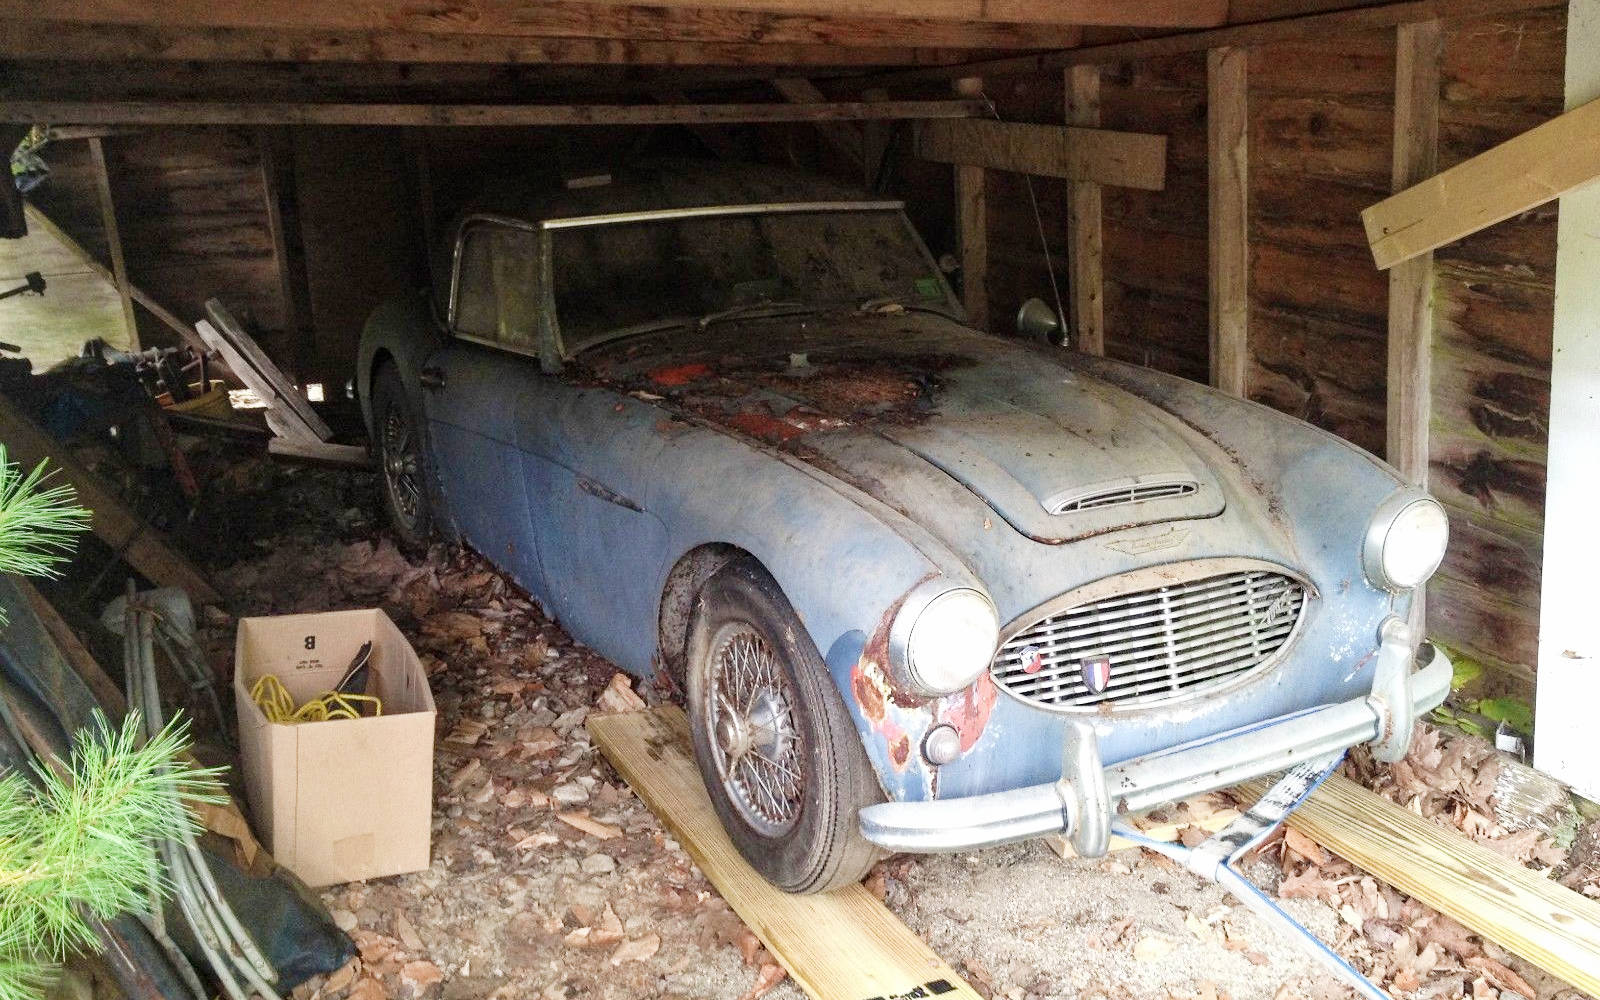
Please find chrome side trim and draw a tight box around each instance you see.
[540,200,907,230]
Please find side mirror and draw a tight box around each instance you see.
[1016,297,1063,344]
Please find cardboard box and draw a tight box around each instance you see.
[234,609,435,887]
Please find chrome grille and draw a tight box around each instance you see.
[993,570,1306,712]
[1051,480,1198,514]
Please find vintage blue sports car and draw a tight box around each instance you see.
[358,160,1451,893]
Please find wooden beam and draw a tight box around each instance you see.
[1534,0,1600,802]
[0,20,986,67]
[255,128,312,366]
[18,578,127,716]
[2,0,1224,34]
[1384,21,1440,489]
[86,136,137,351]
[865,0,1554,85]
[915,118,1167,191]
[0,99,983,127]
[1207,46,1248,397]
[1066,64,1104,356]
[953,78,989,331]
[588,706,982,1000]
[1240,773,1600,997]
[0,394,220,604]
[22,203,209,355]
[773,78,865,174]
[1365,94,1600,269]
[0,0,1088,50]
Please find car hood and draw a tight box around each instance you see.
[578,311,1225,544]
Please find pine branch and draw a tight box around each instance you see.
[0,446,89,625]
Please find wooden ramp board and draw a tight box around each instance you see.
[588,706,982,1000]
[1241,773,1600,997]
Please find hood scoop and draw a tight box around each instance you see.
[877,377,1225,544]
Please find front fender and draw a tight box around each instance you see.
[356,292,446,436]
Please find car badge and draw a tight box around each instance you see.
[1019,645,1045,675]
[1080,655,1113,694]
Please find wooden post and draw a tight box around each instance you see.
[256,127,313,371]
[1066,64,1105,355]
[1206,46,1248,396]
[953,77,988,330]
[1385,22,1441,488]
[1534,0,1600,800]
[87,136,138,350]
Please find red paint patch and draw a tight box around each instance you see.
[938,671,999,753]
[851,663,887,724]
[725,411,808,443]
[648,362,713,387]
[889,732,912,769]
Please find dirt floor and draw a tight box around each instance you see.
[190,461,1595,1000]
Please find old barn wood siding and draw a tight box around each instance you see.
[1425,5,1564,695]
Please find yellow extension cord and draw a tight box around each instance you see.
[249,673,382,723]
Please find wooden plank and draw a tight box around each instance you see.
[21,203,209,355]
[587,706,982,1000]
[266,437,373,469]
[0,395,220,604]
[255,128,312,366]
[865,0,1554,85]
[86,137,137,351]
[0,99,984,127]
[16,577,127,716]
[1534,0,1600,800]
[952,79,989,331]
[1364,95,1600,269]
[915,118,1168,191]
[0,20,985,67]
[4,0,1226,32]
[1206,46,1248,397]
[1066,64,1105,356]
[1385,21,1441,488]
[773,78,865,174]
[1239,773,1600,996]
[198,305,332,442]
[0,2,1088,51]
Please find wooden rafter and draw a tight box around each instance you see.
[0,0,1084,49]
[0,21,986,67]
[914,118,1167,190]
[87,136,138,350]
[0,99,983,127]
[864,0,1555,85]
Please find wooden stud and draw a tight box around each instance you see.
[773,78,865,175]
[1207,46,1248,397]
[1066,64,1104,356]
[87,136,137,350]
[952,78,988,331]
[1239,773,1600,997]
[256,127,313,369]
[1364,94,1600,269]
[0,99,983,127]
[0,393,221,604]
[914,118,1167,191]
[588,706,982,1000]
[1385,21,1441,489]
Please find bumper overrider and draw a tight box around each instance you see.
[858,616,1449,856]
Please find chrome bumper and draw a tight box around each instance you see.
[858,617,1450,856]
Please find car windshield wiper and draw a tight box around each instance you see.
[696,301,818,330]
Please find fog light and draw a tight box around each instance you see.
[922,724,962,766]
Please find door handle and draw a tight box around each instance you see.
[418,366,445,390]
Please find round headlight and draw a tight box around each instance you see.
[1364,494,1449,590]
[904,588,999,695]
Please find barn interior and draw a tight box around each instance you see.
[0,1,1596,999]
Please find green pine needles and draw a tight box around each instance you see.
[0,713,224,999]
[0,446,89,621]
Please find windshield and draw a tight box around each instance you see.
[549,206,955,354]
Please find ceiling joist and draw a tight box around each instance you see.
[914,118,1168,190]
[0,99,984,128]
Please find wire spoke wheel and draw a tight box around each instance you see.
[703,622,805,838]
[381,405,423,528]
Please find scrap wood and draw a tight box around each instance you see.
[588,706,983,1000]
[0,393,220,603]
[1239,772,1600,997]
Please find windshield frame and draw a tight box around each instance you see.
[536,200,964,361]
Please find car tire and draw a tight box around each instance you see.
[686,557,884,893]
[372,362,435,555]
